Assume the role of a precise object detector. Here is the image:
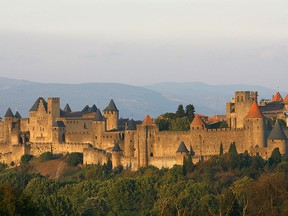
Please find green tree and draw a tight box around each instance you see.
[176,104,185,118]
[185,104,195,121]
[170,117,190,131]
[39,152,54,162]
[21,154,33,164]
[65,153,83,166]
[220,142,224,155]
[155,118,171,131]
[268,147,282,167]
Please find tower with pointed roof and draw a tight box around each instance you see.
[190,114,206,130]
[272,92,284,102]
[137,114,157,168]
[3,107,14,144]
[267,120,287,155]
[176,141,189,164]
[103,99,119,131]
[245,101,267,148]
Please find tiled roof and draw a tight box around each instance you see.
[268,121,287,140]
[246,101,264,119]
[112,143,123,152]
[63,103,72,112]
[103,99,118,112]
[4,107,14,118]
[284,94,288,103]
[14,111,22,118]
[190,114,205,127]
[142,114,153,125]
[272,92,283,102]
[30,97,47,112]
[176,141,189,153]
[94,109,104,121]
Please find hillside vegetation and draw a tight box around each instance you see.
[1,146,288,215]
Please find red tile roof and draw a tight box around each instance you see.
[246,101,264,118]
[142,114,153,125]
[272,92,283,102]
[190,114,206,127]
[284,94,288,103]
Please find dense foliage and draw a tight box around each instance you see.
[155,104,195,131]
[65,153,83,167]
[1,146,288,215]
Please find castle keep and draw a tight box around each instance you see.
[0,91,288,170]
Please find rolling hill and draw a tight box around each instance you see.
[0,77,279,120]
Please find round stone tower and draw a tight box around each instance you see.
[103,99,119,131]
[244,101,267,148]
[111,143,123,168]
[267,120,287,155]
[176,141,189,165]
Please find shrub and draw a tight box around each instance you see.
[39,152,54,162]
[0,162,7,171]
[65,153,83,167]
[21,154,33,164]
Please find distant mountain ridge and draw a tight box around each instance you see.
[0,77,279,120]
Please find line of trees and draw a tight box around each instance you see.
[1,145,288,215]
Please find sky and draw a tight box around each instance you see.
[0,0,288,91]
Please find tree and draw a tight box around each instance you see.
[220,142,224,155]
[170,117,190,131]
[176,104,185,118]
[155,118,171,131]
[21,154,33,164]
[39,152,54,162]
[228,142,237,155]
[185,104,195,121]
[66,153,83,166]
[268,147,281,167]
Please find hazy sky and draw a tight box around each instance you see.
[0,0,288,90]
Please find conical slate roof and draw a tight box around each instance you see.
[53,120,66,127]
[90,104,97,112]
[112,143,123,152]
[246,101,264,118]
[30,97,47,112]
[103,99,118,112]
[63,103,72,112]
[268,121,287,140]
[94,109,104,121]
[4,107,14,118]
[272,92,283,102]
[127,119,137,130]
[176,141,189,153]
[82,105,89,112]
[190,114,205,127]
[142,114,153,126]
[14,111,22,118]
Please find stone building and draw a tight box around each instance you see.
[0,91,288,170]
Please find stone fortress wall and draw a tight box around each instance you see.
[0,90,288,170]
